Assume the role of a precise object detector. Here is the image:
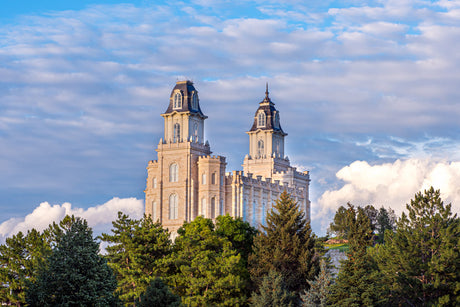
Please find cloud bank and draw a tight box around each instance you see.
[314,158,460,231]
[0,197,144,243]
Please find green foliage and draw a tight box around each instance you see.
[373,187,460,306]
[136,277,182,307]
[100,212,172,305]
[328,205,349,239]
[375,206,396,243]
[328,205,388,307]
[26,216,119,306]
[249,191,319,302]
[0,228,51,306]
[301,259,332,307]
[163,216,248,306]
[250,270,296,307]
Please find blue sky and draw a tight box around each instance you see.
[1,0,460,239]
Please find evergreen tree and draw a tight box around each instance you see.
[328,205,349,239]
[26,216,119,306]
[136,277,182,307]
[374,187,460,306]
[249,191,319,303]
[250,270,296,307]
[163,216,247,306]
[301,259,332,307]
[100,212,172,305]
[328,205,388,306]
[0,229,50,306]
[375,206,396,244]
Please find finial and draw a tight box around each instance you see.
[265,82,269,99]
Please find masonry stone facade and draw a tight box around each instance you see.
[145,80,310,236]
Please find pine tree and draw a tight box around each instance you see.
[100,212,172,305]
[136,277,182,307]
[328,205,388,306]
[249,191,319,303]
[374,187,460,306]
[0,229,50,306]
[301,259,332,307]
[250,270,296,307]
[26,216,119,306]
[163,216,247,306]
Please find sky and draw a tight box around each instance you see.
[1,0,460,241]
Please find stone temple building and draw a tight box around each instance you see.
[145,80,310,235]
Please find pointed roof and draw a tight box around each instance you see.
[248,84,286,134]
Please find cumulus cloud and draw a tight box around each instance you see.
[314,158,460,232]
[0,198,144,243]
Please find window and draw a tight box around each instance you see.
[201,198,206,216]
[202,173,206,185]
[169,194,178,219]
[169,163,178,182]
[173,123,180,142]
[220,174,224,186]
[211,173,216,185]
[252,201,257,225]
[262,202,266,226]
[258,111,266,127]
[193,123,198,140]
[152,177,157,189]
[220,199,224,216]
[274,112,280,128]
[152,201,157,221]
[173,92,182,109]
[257,140,264,157]
[192,92,198,110]
[211,197,216,218]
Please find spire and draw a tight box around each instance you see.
[265,82,269,99]
[262,82,273,105]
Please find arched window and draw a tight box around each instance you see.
[173,123,180,143]
[169,194,178,219]
[211,173,216,185]
[193,123,198,141]
[192,92,198,110]
[258,111,266,127]
[152,201,157,221]
[274,112,280,128]
[202,173,206,185]
[201,198,206,216]
[169,163,178,182]
[257,140,264,157]
[211,197,216,218]
[174,92,182,109]
[152,177,157,189]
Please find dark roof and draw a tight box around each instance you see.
[249,85,286,134]
[163,80,206,117]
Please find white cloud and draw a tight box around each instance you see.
[0,198,144,243]
[314,158,460,232]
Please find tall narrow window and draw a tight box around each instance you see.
[173,123,180,142]
[242,199,247,221]
[211,197,216,218]
[258,112,266,127]
[152,201,157,221]
[152,177,157,189]
[262,202,266,226]
[202,173,206,185]
[192,92,198,110]
[220,199,224,215]
[193,123,198,141]
[174,92,182,109]
[201,198,206,216]
[169,163,178,182]
[252,201,257,225]
[257,140,264,158]
[169,194,178,219]
[211,173,216,185]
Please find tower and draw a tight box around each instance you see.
[145,81,227,235]
[243,84,290,179]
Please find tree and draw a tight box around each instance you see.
[136,277,182,307]
[301,259,332,307]
[363,204,379,232]
[328,205,388,306]
[328,205,349,239]
[26,216,119,306]
[249,191,319,303]
[374,187,460,306]
[250,270,296,307]
[100,212,172,305]
[163,216,247,306]
[0,229,50,306]
[375,206,396,243]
